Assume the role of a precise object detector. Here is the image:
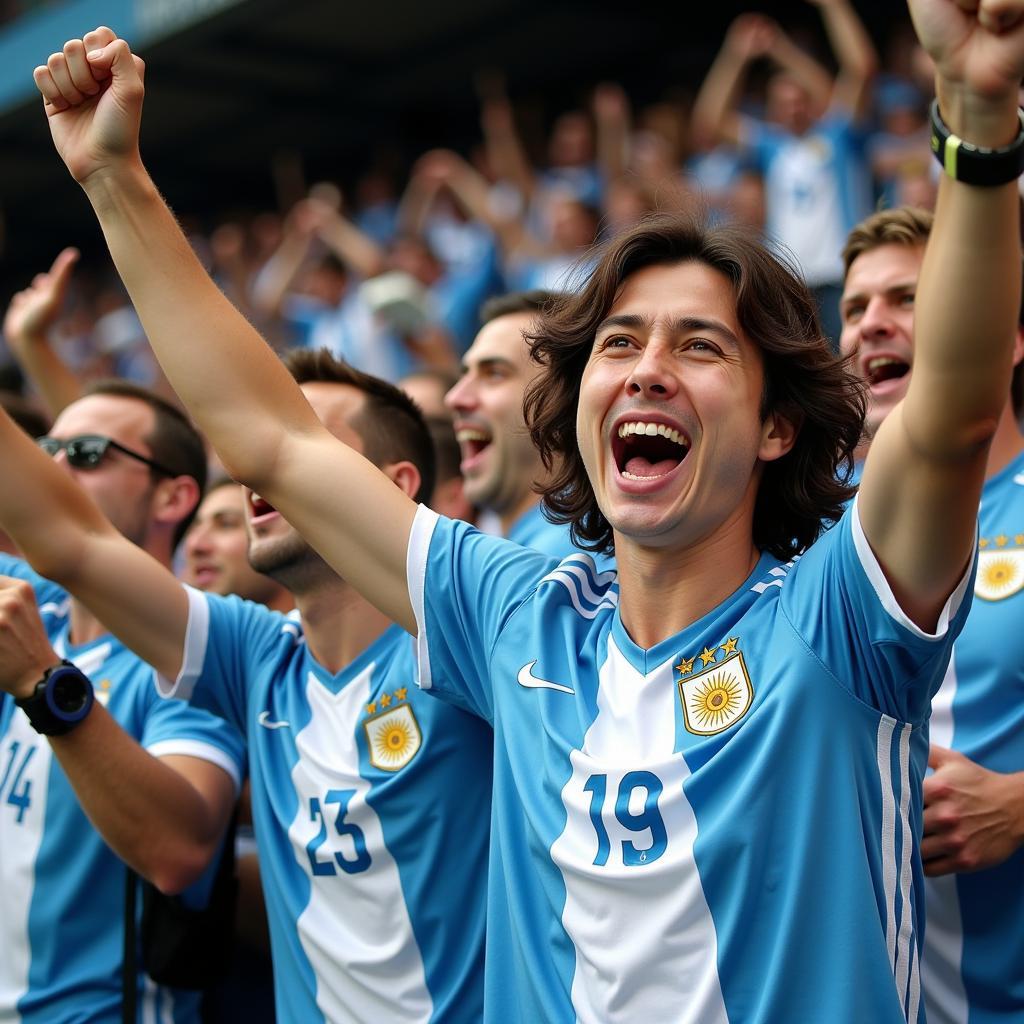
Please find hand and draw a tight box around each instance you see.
[3,247,78,347]
[593,83,629,122]
[726,14,779,61]
[909,0,1024,113]
[286,197,335,238]
[33,26,146,185]
[414,149,463,186]
[922,744,1024,874]
[0,577,60,700]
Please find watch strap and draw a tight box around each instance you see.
[930,100,1024,187]
[15,660,95,736]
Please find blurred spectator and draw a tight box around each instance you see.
[694,0,878,343]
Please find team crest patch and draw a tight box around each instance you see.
[676,637,753,736]
[975,535,1024,601]
[364,694,421,771]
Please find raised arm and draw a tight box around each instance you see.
[858,0,1024,631]
[0,577,234,892]
[3,248,85,416]
[0,407,189,679]
[692,14,782,147]
[477,70,536,205]
[34,28,417,631]
[808,0,879,119]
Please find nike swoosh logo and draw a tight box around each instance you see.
[517,661,575,695]
[257,711,290,730]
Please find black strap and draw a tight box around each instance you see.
[122,867,137,1024]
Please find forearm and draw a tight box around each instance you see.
[768,33,835,109]
[7,333,82,416]
[816,0,878,84]
[51,704,234,892]
[906,90,1021,452]
[0,411,111,578]
[318,215,386,279]
[692,49,747,147]
[83,162,319,488]
[815,0,878,114]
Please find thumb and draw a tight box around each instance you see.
[86,38,145,91]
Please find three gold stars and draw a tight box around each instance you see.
[676,638,741,677]
[366,688,411,715]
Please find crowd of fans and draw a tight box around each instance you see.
[1,2,943,406]
[3,3,1024,1023]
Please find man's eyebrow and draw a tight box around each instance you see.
[595,313,739,347]
[469,356,516,372]
[840,280,918,308]
[595,313,650,335]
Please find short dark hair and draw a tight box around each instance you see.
[283,348,435,503]
[524,214,865,560]
[843,205,1024,418]
[82,379,207,545]
[424,415,462,487]
[480,290,560,326]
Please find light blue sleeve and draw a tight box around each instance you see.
[138,685,247,793]
[408,506,558,722]
[780,499,974,723]
[156,586,288,732]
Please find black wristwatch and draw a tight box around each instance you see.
[15,660,94,736]
[930,99,1024,186]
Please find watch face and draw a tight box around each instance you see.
[46,667,92,721]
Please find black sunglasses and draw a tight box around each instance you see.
[37,434,177,478]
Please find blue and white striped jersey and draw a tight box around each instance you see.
[162,588,492,1024]
[0,555,245,1024]
[408,500,973,1023]
[922,450,1024,1024]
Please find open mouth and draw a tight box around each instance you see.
[249,491,278,520]
[865,356,910,387]
[612,420,690,480]
[455,426,493,470]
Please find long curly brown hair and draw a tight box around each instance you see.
[523,214,865,560]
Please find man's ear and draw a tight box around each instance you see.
[380,460,422,502]
[153,474,202,532]
[1013,325,1024,368]
[758,409,799,463]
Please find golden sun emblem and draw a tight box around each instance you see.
[976,549,1024,601]
[690,672,745,730]
[982,557,1017,592]
[374,720,414,766]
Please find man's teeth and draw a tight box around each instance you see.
[621,469,672,481]
[616,421,687,446]
[456,429,491,443]
[867,357,902,371]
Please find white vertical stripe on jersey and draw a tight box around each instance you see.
[877,715,899,971]
[894,723,919,1020]
[407,506,438,691]
[551,636,729,1024]
[921,655,970,1024]
[0,714,51,1023]
[289,667,432,1024]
